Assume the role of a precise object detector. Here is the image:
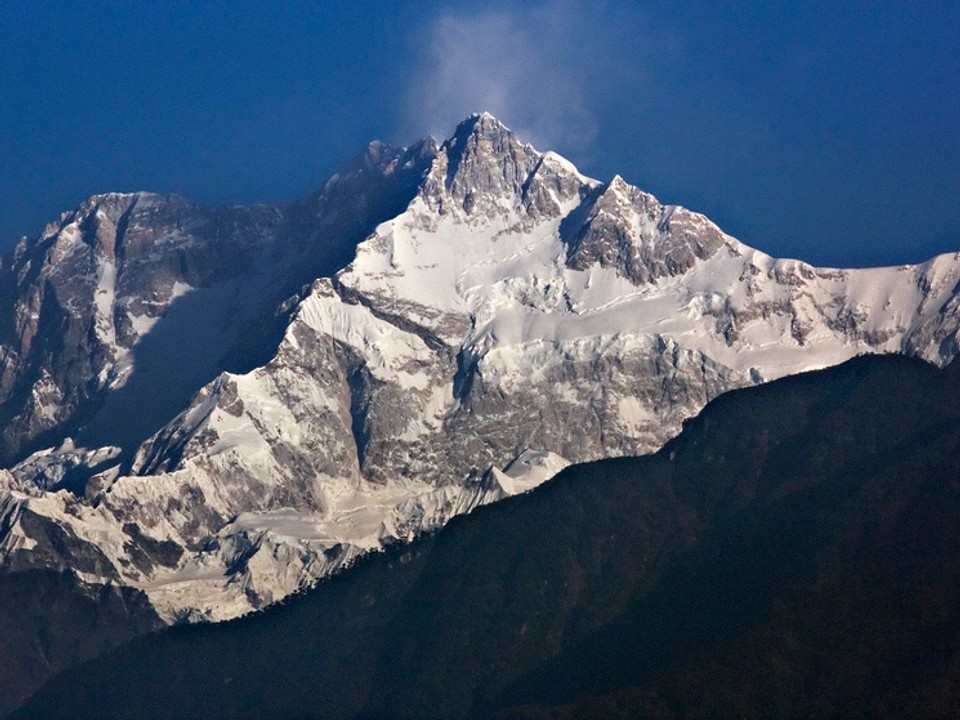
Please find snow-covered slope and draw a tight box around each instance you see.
[2,113,959,621]
[0,140,435,470]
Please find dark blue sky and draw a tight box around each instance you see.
[2,1,957,267]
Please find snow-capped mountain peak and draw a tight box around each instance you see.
[417,112,586,224]
[2,113,960,622]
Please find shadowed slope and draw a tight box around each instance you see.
[0,571,161,719]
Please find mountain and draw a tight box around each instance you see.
[2,112,960,626]
[0,141,434,468]
[0,570,161,718]
[14,353,960,720]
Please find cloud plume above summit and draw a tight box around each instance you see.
[398,1,676,153]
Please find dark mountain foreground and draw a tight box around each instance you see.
[14,353,960,719]
[0,571,161,718]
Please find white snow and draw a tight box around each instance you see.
[492,450,571,496]
[91,258,119,361]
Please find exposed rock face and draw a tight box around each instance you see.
[564,175,727,285]
[2,113,960,622]
[0,190,281,464]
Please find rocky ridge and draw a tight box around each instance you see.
[2,113,960,621]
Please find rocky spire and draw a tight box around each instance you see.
[564,175,727,285]
[420,113,585,220]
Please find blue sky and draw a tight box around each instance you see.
[1,0,957,267]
